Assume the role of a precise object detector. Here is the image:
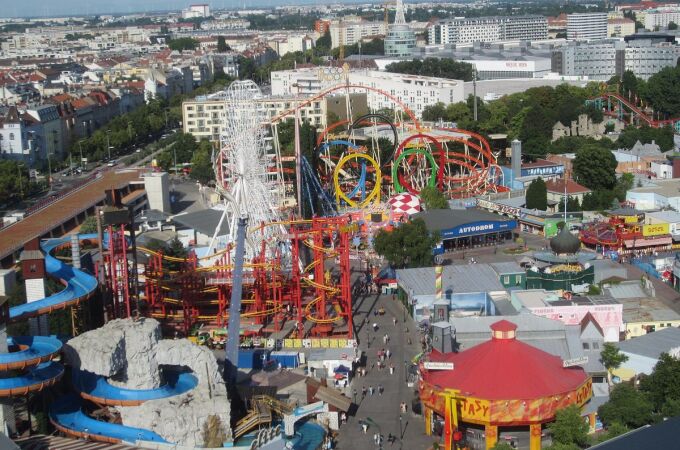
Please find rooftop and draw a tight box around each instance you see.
[628,179,680,198]
[171,208,229,237]
[644,210,680,225]
[411,208,513,233]
[616,326,680,359]
[588,416,680,450]
[545,178,591,195]
[397,263,505,297]
[424,320,589,400]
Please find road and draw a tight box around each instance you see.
[336,279,437,450]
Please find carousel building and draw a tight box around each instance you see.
[419,320,592,450]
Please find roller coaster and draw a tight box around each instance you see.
[587,89,680,132]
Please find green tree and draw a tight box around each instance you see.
[419,186,449,209]
[373,218,439,268]
[640,66,680,116]
[217,36,229,52]
[598,383,655,428]
[639,353,680,412]
[558,196,581,212]
[385,57,474,81]
[548,405,590,447]
[167,37,199,51]
[526,178,548,211]
[190,140,214,185]
[669,21,679,30]
[573,144,618,191]
[79,216,99,233]
[616,125,674,152]
[422,102,447,122]
[600,342,629,384]
[613,173,635,202]
[316,30,331,51]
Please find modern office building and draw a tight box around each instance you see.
[384,0,417,57]
[427,15,548,45]
[567,13,608,40]
[552,39,680,80]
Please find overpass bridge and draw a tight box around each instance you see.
[0,169,144,267]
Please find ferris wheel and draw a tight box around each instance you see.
[211,80,285,256]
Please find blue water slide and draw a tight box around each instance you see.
[50,394,169,444]
[10,234,99,321]
[0,336,63,369]
[0,361,64,395]
[73,370,198,403]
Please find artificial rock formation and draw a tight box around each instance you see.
[64,318,231,446]
[64,318,161,389]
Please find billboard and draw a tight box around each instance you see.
[441,220,517,239]
[643,223,670,237]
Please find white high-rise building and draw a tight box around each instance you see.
[428,16,548,45]
[330,19,387,48]
[567,13,608,41]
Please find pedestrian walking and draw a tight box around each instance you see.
[378,384,383,395]
[386,349,391,359]
[389,364,394,375]
[393,317,397,326]
[373,433,379,444]
[373,322,378,332]
[369,385,374,395]
[362,386,367,398]
[362,422,368,434]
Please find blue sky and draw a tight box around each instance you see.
[1,0,364,18]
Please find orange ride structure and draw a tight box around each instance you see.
[419,321,592,450]
[141,216,353,339]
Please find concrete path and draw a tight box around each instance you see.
[336,288,438,450]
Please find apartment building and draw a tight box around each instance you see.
[567,13,608,40]
[427,16,548,45]
[270,68,464,118]
[330,19,387,48]
[182,94,326,143]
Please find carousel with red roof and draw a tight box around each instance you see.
[419,320,592,450]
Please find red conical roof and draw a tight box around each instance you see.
[423,321,588,400]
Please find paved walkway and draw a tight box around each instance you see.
[336,288,437,450]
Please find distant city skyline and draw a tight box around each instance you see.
[1,0,370,19]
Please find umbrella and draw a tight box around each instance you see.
[334,364,350,373]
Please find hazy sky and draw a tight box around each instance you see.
[1,0,358,19]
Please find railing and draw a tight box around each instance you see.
[23,169,110,218]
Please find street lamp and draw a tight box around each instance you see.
[404,360,408,382]
[106,129,112,160]
[17,162,24,198]
[399,415,403,440]
[78,140,84,167]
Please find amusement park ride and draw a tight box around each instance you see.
[98,79,510,343]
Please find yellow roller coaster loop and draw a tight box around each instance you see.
[151,300,283,320]
[333,152,382,208]
[301,276,339,294]
[301,238,339,255]
[304,296,344,324]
